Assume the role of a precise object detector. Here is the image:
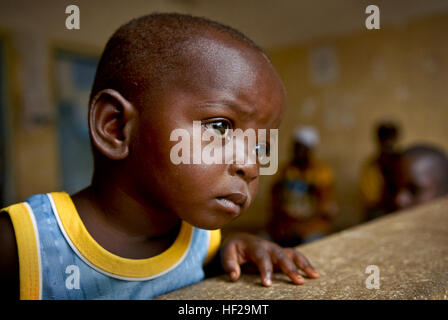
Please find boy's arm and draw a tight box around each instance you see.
[0,213,20,300]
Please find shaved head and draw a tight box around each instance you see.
[90,13,266,107]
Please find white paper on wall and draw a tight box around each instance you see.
[308,45,340,86]
[14,30,53,130]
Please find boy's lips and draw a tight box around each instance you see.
[215,192,248,216]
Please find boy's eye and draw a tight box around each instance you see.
[203,120,231,138]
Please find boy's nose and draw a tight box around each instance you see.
[226,136,259,183]
[229,162,259,183]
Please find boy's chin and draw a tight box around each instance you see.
[177,199,244,229]
[183,212,240,231]
[187,219,229,231]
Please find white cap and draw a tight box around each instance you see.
[294,126,319,148]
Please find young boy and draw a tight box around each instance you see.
[0,13,319,300]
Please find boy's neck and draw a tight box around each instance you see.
[71,180,181,259]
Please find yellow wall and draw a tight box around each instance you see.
[229,12,448,231]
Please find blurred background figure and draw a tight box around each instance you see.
[268,126,338,247]
[360,122,401,221]
[394,144,448,210]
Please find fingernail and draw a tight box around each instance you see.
[306,267,320,277]
[230,271,237,280]
[265,278,272,286]
[296,275,305,284]
[311,270,320,277]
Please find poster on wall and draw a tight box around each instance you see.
[54,49,99,194]
[308,45,340,86]
[15,31,53,130]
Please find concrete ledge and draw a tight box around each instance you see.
[158,196,448,300]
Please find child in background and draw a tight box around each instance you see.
[394,144,448,210]
[269,127,338,247]
[360,122,401,220]
[0,13,319,300]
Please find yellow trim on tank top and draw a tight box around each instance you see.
[1,203,41,300]
[51,192,194,279]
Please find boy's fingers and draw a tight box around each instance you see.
[230,265,241,281]
[303,266,320,279]
[286,248,320,278]
[250,249,274,287]
[271,248,305,285]
[221,244,242,281]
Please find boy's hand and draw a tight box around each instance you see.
[221,233,319,287]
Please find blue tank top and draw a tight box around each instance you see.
[1,192,221,300]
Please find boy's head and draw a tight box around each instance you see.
[394,145,448,210]
[88,13,286,229]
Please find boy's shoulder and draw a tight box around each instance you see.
[1,193,54,213]
[0,193,55,233]
[0,193,57,300]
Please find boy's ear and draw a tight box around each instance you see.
[89,89,137,160]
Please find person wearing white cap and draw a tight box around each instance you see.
[269,126,338,247]
[294,126,320,148]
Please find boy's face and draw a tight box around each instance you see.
[126,33,285,230]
